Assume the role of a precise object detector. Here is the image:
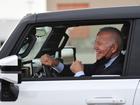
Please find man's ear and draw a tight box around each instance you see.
[111,44,118,53]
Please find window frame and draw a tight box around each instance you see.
[19,19,137,81]
[124,19,140,76]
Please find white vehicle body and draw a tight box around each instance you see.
[0,79,139,105]
[1,6,140,105]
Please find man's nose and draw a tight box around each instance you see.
[94,42,98,50]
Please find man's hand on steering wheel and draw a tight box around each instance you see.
[41,54,59,67]
[40,54,59,77]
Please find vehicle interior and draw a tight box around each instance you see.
[17,21,130,79]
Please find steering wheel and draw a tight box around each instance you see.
[42,65,58,77]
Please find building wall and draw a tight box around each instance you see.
[47,0,140,11]
[46,0,140,39]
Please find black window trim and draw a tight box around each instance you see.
[20,19,138,81]
[125,19,140,76]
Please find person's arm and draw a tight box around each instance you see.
[70,60,85,77]
[52,62,64,73]
[40,54,85,76]
[40,54,65,73]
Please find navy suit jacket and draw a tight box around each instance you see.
[59,54,124,77]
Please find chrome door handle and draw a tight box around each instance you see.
[86,97,125,105]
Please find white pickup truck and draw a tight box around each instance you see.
[0,6,140,105]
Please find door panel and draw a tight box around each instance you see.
[133,80,140,105]
[0,79,139,105]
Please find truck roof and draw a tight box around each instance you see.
[21,6,140,25]
[35,6,140,23]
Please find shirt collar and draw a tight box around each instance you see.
[105,55,119,68]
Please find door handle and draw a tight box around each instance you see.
[86,97,125,105]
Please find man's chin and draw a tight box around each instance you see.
[96,56,103,60]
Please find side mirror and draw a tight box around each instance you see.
[0,55,18,66]
[0,55,21,84]
[58,47,76,64]
[0,55,20,101]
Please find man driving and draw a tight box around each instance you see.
[41,27,124,77]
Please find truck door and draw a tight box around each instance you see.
[0,78,139,105]
[133,80,140,105]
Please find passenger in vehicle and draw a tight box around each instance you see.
[41,27,124,77]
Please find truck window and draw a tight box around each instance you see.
[65,24,123,64]
[19,23,130,79]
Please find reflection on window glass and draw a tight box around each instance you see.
[36,27,51,37]
[19,43,29,54]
